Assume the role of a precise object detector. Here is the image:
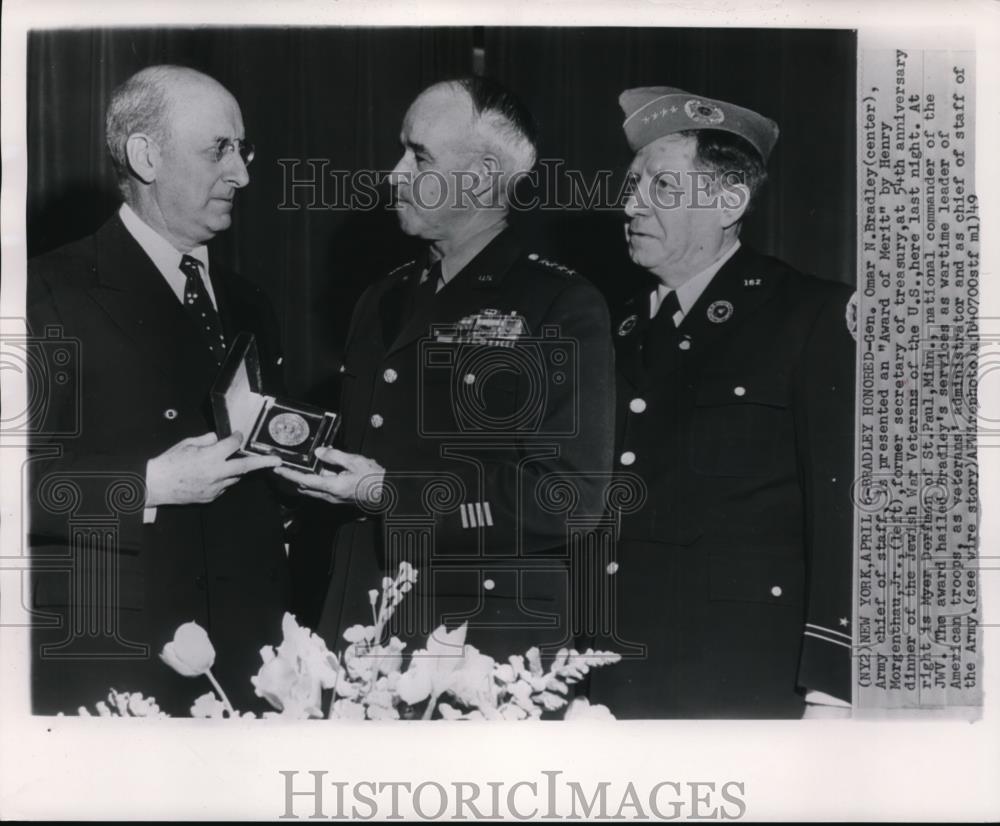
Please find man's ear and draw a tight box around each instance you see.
[719,179,751,230]
[124,133,159,184]
[475,153,502,197]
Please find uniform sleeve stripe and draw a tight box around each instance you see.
[806,623,852,641]
[475,502,485,528]
[804,630,852,649]
[460,504,469,529]
[483,502,494,527]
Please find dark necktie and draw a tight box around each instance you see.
[179,254,226,364]
[642,288,682,369]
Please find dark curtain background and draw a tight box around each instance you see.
[26,27,855,408]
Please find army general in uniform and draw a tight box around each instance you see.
[586,87,857,718]
[280,78,615,657]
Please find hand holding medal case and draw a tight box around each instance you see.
[211,332,339,471]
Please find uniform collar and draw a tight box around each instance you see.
[650,239,741,321]
[425,217,509,286]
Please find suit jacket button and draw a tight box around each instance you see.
[770,585,782,597]
[370,414,384,428]
[163,408,178,420]
[629,398,647,413]
[620,451,636,466]
[678,339,692,351]
[733,386,747,397]
[383,368,398,384]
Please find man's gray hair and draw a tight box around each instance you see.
[446,77,539,199]
[104,65,210,196]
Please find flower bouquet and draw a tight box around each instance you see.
[74,563,620,720]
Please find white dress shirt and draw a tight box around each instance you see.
[649,239,741,323]
[118,203,218,309]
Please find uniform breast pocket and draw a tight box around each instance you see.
[423,343,521,435]
[690,375,790,476]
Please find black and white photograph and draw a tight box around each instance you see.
[1,0,997,821]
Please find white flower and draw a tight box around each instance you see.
[191,692,228,719]
[563,697,615,720]
[396,664,433,705]
[396,624,467,706]
[445,647,496,709]
[276,614,340,687]
[366,703,400,720]
[251,653,323,718]
[330,699,366,720]
[160,621,216,677]
[373,637,406,676]
[343,624,374,644]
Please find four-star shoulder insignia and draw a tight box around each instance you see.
[387,259,415,280]
[527,252,578,278]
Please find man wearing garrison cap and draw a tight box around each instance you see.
[588,87,856,718]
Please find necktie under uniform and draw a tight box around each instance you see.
[179,254,226,364]
[642,288,681,369]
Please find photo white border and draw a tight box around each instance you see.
[1,0,998,820]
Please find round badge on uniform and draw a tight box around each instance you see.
[617,314,638,337]
[707,300,734,324]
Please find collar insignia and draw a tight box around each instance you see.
[618,314,638,337]
[707,300,734,324]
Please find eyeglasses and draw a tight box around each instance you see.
[210,138,255,166]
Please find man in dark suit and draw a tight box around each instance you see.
[586,87,856,718]
[28,65,288,715]
[280,78,614,658]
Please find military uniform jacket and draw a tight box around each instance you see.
[318,228,615,655]
[27,213,290,714]
[588,245,856,718]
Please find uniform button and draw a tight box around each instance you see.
[370,414,384,429]
[463,373,476,385]
[483,578,495,591]
[338,364,346,374]
[606,561,620,575]
[770,585,782,597]
[733,386,746,397]
[163,408,178,420]
[383,368,398,384]
[620,451,636,466]
[678,339,692,351]
[629,398,647,414]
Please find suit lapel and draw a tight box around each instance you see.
[87,214,222,383]
[612,292,651,391]
[383,229,523,356]
[379,258,422,350]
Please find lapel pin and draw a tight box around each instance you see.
[617,314,638,336]
[707,301,734,324]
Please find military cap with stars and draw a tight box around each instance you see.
[619,86,779,163]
